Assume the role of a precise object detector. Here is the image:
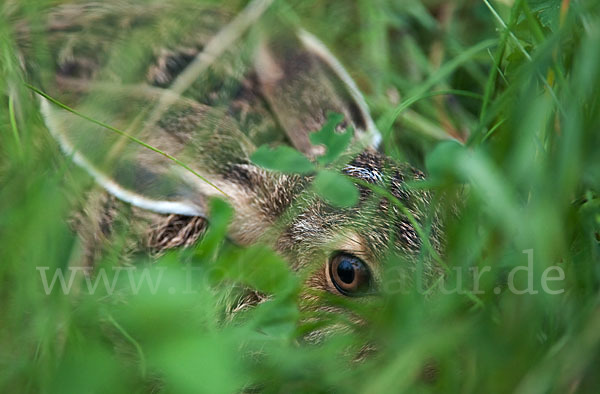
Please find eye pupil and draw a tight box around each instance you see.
[337,259,355,284]
[328,252,373,297]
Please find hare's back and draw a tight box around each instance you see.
[29,3,286,149]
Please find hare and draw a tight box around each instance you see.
[23,1,442,318]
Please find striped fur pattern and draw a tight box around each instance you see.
[21,1,443,341]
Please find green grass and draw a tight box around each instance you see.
[2,0,600,393]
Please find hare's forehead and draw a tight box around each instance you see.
[292,183,426,253]
[283,151,429,257]
[342,150,424,189]
[343,164,384,183]
[285,206,422,269]
[342,167,429,254]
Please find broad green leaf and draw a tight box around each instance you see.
[226,244,296,295]
[529,0,561,31]
[312,170,359,208]
[195,197,233,259]
[309,112,353,164]
[250,145,315,174]
[425,140,466,181]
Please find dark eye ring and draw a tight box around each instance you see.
[328,252,373,297]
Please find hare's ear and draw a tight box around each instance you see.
[255,29,380,157]
[40,84,254,217]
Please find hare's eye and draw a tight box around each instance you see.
[329,253,372,296]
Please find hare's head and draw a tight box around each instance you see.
[273,150,440,299]
[35,3,442,315]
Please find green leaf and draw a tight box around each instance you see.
[195,197,233,259]
[250,145,315,174]
[425,140,466,181]
[309,112,353,164]
[312,170,359,208]
[528,0,561,31]
[226,244,296,295]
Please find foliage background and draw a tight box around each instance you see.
[1,0,600,392]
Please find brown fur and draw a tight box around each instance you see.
[22,2,444,348]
